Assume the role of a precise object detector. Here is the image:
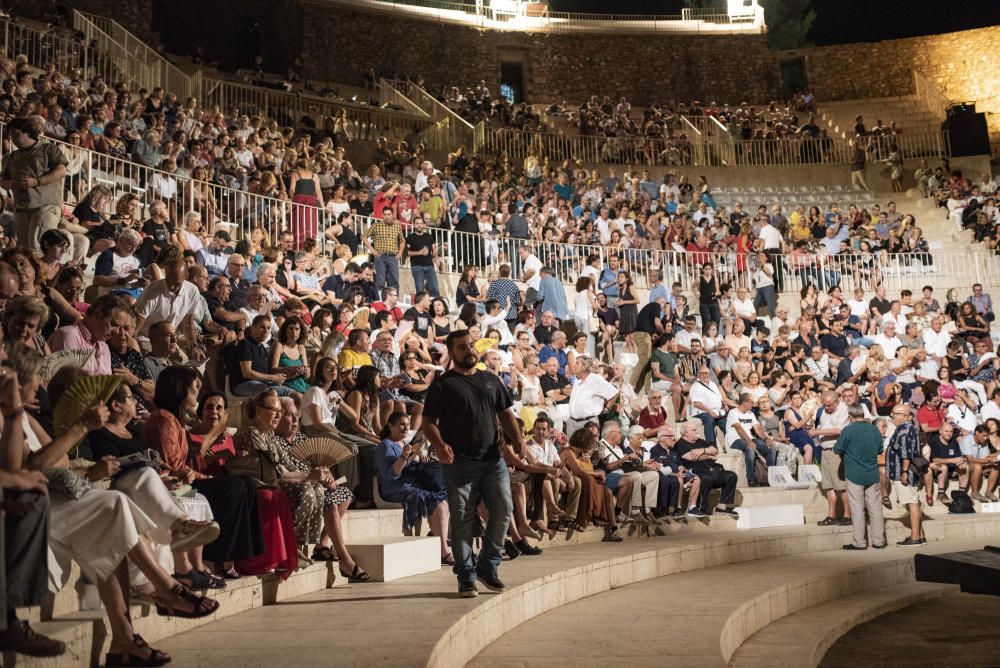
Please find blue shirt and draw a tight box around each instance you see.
[538,345,569,376]
[536,275,568,320]
[648,282,669,305]
[599,267,620,298]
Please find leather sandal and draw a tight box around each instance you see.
[154,584,219,619]
[339,564,371,583]
[105,634,170,667]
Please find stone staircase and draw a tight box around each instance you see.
[819,96,943,139]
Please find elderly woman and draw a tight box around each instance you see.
[231,391,311,579]
[3,295,51,354]
[9,355,219,668]
[92,228,147,299]
[374,411,452,563]
[1,247,78,332]
[272,397,362,567]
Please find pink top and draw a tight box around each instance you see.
[47,321,111,375]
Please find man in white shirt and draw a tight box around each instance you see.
[689,365,725,446]
[594,207,613,246]
[981,388,1000,424]
[922,315,951,359]
[725,393,775,486]
[518,244,543,308]
[759,219,783,253]
[566,356,618,436]
[812,390,851,526]
[133,258,202,341]
[523,415,580,523]
[731,287,758,336]
[872,321,902,359]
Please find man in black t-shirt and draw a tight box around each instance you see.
[406,216,440,298]
[402,291,432,339]
[349,189,373,218]
[204,277,247,334]
[534,310,559,346]
[675,421,738,516]
[138,200,173,265]
[630,297,666,393]
[540,357,571,405]
[423,330,526,598]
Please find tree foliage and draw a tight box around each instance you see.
[684,0,816,50]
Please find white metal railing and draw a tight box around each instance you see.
[198,78,433,145]
[1,19,104,83]
[381,78,475,150]
[71,11,195,100]
[476,126,951,167]
[312,0,764,33]
[2,120,994,296]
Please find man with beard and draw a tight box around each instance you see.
[423,330,527,598]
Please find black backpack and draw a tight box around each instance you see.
[949,490,976,514]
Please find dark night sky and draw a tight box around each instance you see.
[545,0,1000,45]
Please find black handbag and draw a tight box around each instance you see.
[909,455,930,478]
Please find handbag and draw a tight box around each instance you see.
[909,455,930,478]
[43,467,94,500]
[225,450,280,487]
[587,315,601,331]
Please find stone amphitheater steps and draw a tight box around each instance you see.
[143,513,1000,668]
[729,581,951,667]
[14,509,405,668]
[470,535,989,668]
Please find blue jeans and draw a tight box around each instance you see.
[232,380,294,397]
[753,285,777,318]
[374,254,399,291]
[730,438,776,486]
[695,412,726,447]
[442,457,513,585]
[410,265,440,298]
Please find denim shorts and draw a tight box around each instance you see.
[604,471,624,491]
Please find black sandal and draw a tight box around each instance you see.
[154,584,219,619]
[173,569,215,591]
[198,570,227,589]
[311,546,338,561]
[105,634,171,667]
[339,564,371,583]
[817,516,838,526]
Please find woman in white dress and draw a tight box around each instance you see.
[573,276,598,357]
[7,352,219,667]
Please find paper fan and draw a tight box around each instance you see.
[41,348,94,384]
[351,307,370,331]
[290,436,355,468]
[53,375,123,436]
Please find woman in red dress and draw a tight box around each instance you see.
[289,158,325,250]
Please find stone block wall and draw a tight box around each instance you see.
[798,25,1000,152]
[299,3,780,105]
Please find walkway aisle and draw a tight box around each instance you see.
[469,537,992,668]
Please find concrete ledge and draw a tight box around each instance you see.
[730,582,951,667]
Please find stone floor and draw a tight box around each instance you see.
[820,590,1000,668]
[151,515,1000,668]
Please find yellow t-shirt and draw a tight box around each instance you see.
[337,349,373,373]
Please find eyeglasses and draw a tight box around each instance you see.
[258,406,284,416]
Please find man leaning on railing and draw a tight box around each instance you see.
[0,116,68,252]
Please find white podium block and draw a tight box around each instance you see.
[346,536,441,582]
[734,504,805,529]
[978,502,1000,513]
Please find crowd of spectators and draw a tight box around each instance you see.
[1,23,1000,664]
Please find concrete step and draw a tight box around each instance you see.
[153,514,1000,668]
[346,536,441,582]
[730,581,951,667]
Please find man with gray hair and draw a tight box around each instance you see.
[566,356,618,436]
[598,420,661,525]
[834,405,886,549]
[518,244,542,307]
[812,389,852,526]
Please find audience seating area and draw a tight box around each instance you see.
[0,7,998,668]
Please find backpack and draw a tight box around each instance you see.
[949,490,976,514]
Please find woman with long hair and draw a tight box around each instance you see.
[270,315,311,395]
[146,367,265,577]
[337,365,383,504]
[375,412,452,562]
[558,426,622,541]
[289,158,325,249]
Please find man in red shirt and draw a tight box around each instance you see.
[638,390,668,438]
[916,393,947,436]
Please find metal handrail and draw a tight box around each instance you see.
[0,120,991,298]
[381,78,475,150]
[476,127,951,167]
[72,11,195,100]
